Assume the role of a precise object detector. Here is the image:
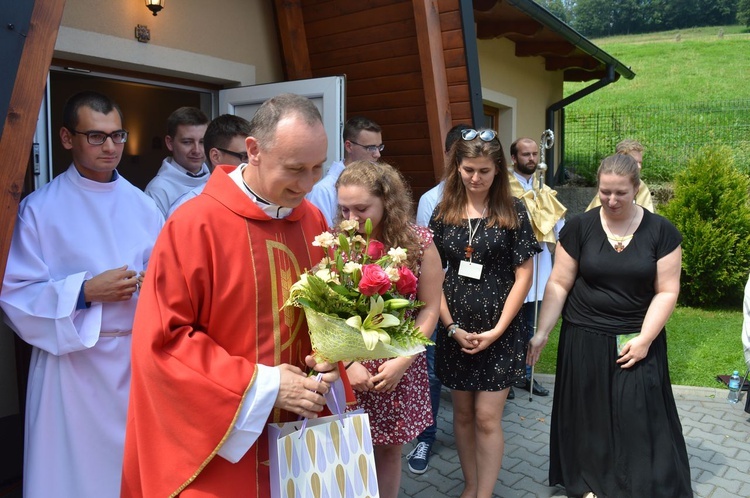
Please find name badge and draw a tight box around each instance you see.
[458,260,483,280]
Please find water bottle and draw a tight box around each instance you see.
[727,370,741,404]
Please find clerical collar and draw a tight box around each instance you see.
[229,165,293,219]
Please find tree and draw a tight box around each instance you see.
[738,0,750,27]
[539,0,574,24]
[662,146,750,307]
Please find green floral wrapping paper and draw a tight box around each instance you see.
[303,307,429,363]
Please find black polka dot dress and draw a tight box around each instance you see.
[429,199,540,391]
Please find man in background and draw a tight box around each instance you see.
[508,137,567,399]
[168,114,251,215]
[0,91,163,497]
[307,115,383,227]
[406,123,470,474]
[145,106,210,216]
[586,139,654,212]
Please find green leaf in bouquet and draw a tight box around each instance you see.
[338,233,349,253]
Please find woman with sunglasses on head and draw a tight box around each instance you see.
[429,128,540,498]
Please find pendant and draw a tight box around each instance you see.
[614,241,625,252]
[464,245,474,259]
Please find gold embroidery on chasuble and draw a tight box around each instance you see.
[266,238,305,364]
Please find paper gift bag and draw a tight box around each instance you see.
[268,410,380,498]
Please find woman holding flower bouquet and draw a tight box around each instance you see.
[429,129,540,498]
[335,160,444,498]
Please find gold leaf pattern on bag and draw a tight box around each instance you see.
[306,429,317,465]
[311,473,321,498]
[335,464,346,495]
[286,479,295,497]
[354,416,363,444]
[358,454,369,486]
[284,436,293,470]
[330,419,341,457]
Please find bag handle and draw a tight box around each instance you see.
[298,373,345,436]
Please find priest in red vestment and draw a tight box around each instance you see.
[122,94,345,497]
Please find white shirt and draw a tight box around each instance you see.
[512,171,565,303]
[306,160,345,228]
[417,181,444,228]
[0,165,163,498]
[145,157,210,217]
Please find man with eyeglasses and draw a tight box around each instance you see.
[307,115,384,227]
[167,114,252,216]
[145,106,210,217]
[0,91,163,498]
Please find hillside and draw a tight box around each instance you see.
[564,26,750,108]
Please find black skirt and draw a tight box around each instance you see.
[549,322,693,497]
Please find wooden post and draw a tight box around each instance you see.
[413,0,452,181]
[0,0,66,283]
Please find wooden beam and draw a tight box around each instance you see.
[413,0,453,182]
[476,19,541,38]
[545,55,601,71]
[273,0,312,80]
[0,0,67,283]
[515,40,576,57]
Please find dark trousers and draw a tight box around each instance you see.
[416,327,441,445]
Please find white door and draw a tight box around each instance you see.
[219,76,345,172]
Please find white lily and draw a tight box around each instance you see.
[345,296,400,350]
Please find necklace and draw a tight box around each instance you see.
[604,207,638,253]
[465,205,487,259]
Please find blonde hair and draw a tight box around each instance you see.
[615,139,644,155]
[336,161,421,271]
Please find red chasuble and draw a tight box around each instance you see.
[122,166,338,497]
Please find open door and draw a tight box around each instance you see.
[219,76,345,172]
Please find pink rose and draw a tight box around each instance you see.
[395,266,418,296]
[358,264,392,296]
[366,240,386,260]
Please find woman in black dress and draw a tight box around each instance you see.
[527,153,692,498]
[429,129,539,498]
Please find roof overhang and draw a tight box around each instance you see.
[473,0,635,82]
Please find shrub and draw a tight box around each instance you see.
[662,145,750,307]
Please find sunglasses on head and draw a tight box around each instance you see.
[461,129,497,142]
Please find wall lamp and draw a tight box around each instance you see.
[145,0,165,16]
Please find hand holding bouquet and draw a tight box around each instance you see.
[284,219,433,363]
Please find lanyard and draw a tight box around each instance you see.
[465,206,486,261]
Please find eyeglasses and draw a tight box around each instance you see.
[349,140,385,154]
[461,129,497,142]
[216,147,249,163]
[69,129,128,145]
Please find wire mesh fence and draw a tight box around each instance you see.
[562,99,750,185]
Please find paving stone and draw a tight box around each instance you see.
[399,376,747,498]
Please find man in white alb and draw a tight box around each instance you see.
[0,91,163,498]
[145,106,210,217]
[168,114,252,216]
[508,137,567,398]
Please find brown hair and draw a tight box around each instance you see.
[597,153,640,189]
[434,130,518,229]
[249,93,322,150]
[336,161,421,271]
[615,139,644,155]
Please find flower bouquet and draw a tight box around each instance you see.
[284,219,433,363]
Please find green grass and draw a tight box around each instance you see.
[561,26,750,185]
[534,306,745,389]
[564,26,750,107]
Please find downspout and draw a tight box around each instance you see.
[546,64,616,186]
[459,0,484,127]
